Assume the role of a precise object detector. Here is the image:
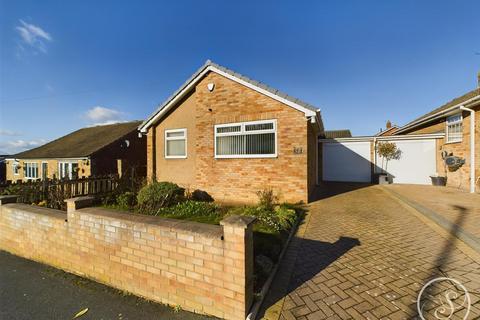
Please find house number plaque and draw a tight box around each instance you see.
[293,147,303,154]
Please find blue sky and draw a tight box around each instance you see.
[1,0,479,154]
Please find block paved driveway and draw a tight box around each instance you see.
[262,184,480,319]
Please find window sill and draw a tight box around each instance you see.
[165,156,187,159]
[445,140,462,145]
[214,154,278,159]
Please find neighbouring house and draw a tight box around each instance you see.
[320,75,479,192]
[139,60,324,204]
[0,155,8,182]
[325,129,352,139]
[376,120,399,136]
[394,84,480,193]
[5,121,146,182]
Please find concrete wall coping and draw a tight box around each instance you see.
[65,196,95,211]
[220,215,256,228]
[2,203,66,220]
[0,195,19,205]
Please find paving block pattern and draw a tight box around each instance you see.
[272,185,480,319]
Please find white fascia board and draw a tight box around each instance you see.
[395,94,480,134]
[5,157,89,161]
[139,66,319,133]
[376,133,445,141]
[318,133,444,143]
[318,137,374,143]
[209,66,318,117]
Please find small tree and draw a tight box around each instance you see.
[377,142,402,173]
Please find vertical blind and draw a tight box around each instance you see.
[215,120,276,157]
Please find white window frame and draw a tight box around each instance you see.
[58,161,78,180]
[164,128,187,159]
[214,119,278,159]
[446,113,463,143]
[13,161,19,175]
[24,162,38,179]
[41,161,48,179]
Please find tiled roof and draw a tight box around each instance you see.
[325,129,352,138]
[400,88,480,130]
[140,60,320,131]
[14,121,142,159]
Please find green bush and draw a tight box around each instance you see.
[136,181,185,215]
[117,192,137,210]
[191,189,214,202]
[274,205,297,231]
[2,184,22,195]
[227,190,298,233]
[158,200,218,217]
[256,189,277,212]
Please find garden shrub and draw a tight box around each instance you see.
[256,189,277,212]
[101,192,117,206]
[228,189,298,233]
[191,189,214,202]
[136,181,185,215]
[116,192,137,210]
[274,204,297,231]
[2,184,22,195]
[158,200,218,218]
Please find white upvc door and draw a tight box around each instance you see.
[323,141,372,183]
[376,139,436,185]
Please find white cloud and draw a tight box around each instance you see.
[0,139,47,155]
[84,106,126,126]
[0,129,22,136]
[16,20,52,54]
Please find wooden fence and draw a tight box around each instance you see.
[1,175,120,210]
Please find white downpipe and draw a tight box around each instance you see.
[460,106,476,193]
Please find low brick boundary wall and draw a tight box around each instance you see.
[0,195,255,320]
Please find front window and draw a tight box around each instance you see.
[13,162,19,175]
[24,162,38,179]
[59,162,78,179]
[165,129,187,158]
[446,114,462,143]
[214,119,277,158]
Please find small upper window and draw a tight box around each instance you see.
[165,129,187,158]
[446,114,462,143]
[24,162,38,179]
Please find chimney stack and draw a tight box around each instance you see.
[386,120,392,129]
[477,71,480,88]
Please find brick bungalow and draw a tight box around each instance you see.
[139,60,324,204]
[394,86,480,192]
[5,121,146,182]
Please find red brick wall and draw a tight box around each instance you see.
[148,71,319,203]
[0,200,254,320]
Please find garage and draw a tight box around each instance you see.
[376,138,437,185]
[321,134,443,185]
[322,140,372,183]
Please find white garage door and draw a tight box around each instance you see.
[323,141,372,183]
[377,139,436,185]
